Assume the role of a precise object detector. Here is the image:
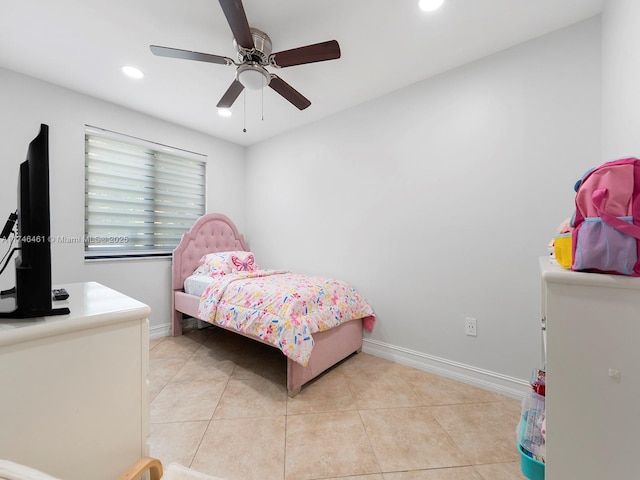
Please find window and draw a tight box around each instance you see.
[84,126,206,259]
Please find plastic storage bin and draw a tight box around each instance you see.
[519,449,544,479]
[518,432,545,479]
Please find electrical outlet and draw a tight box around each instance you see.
[465,317,477,336]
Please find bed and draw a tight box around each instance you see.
[171,213,375,396]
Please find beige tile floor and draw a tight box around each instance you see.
[149,327,528,480]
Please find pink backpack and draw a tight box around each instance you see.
[571,158,640,275]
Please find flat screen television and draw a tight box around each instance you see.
[0,124,69,318]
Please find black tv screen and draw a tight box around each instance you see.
[0,124,69,318]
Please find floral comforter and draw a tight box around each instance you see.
[197,270,375,366]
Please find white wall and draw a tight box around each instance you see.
[245,18,601,393]
[602,0,640,158]
[0,67,245,334]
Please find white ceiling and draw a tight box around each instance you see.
[0,0,604,146]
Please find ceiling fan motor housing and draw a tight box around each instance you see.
[235,28,272,64]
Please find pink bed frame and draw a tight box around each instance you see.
[171,213,364,396]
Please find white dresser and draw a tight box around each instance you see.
[0,282,151,480]
[540,257,640,480]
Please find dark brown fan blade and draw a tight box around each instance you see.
[218,0,254,49]
[269,75,311,110]
[216,80,244,108]
[150,45,230,65]
[271,40,341,68]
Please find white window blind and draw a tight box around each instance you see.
[84,126,206,259]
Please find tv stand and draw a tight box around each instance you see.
[0,281,151,480]
[0,287,69,318]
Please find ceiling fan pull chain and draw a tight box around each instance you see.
[261,76,265,121]
[243,90,247,133]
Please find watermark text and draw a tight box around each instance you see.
[2,235,129,244]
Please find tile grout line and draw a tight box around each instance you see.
[348,366,385,477]
[186,337,236,469]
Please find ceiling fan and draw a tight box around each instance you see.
[150,0,341,111]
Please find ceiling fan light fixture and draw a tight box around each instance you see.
[419,0,445,12]
[237,64,270,90]
[218,108,232,117]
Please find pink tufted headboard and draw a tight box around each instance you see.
[172,213,249,290]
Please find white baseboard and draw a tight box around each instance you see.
[150,323,171,339]
[362,338,529,400]
[149,325,529,400]
[149,318,207,339]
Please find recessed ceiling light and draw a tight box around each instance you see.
[218,108,232,118]
[122,65,144,79]
[419,0,444,12]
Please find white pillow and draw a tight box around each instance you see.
[192,264,210,275]
[199,252,233,276]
